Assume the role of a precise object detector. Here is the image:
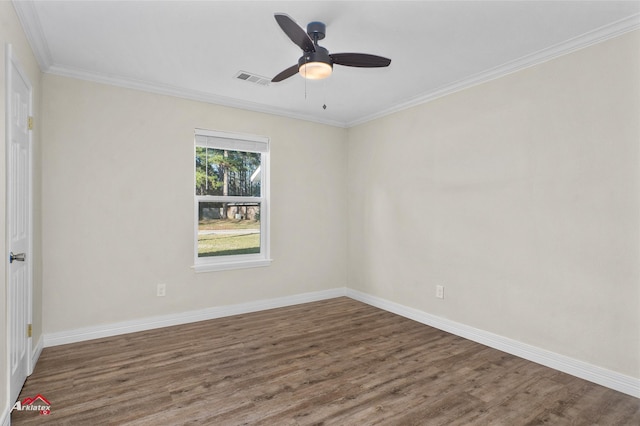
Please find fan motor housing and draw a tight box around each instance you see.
[307,21,326,40]
[299,46,332,68]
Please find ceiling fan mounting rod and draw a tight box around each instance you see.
[307,21,326,44]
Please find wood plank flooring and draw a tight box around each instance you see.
[12,297,640,425]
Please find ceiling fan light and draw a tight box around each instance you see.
[298,47,333,80]
[299,61,332,80]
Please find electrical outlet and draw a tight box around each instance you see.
[436,285,444,299]
[157,283,166,297]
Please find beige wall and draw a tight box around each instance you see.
[347,30,640,377]
[1,1,43,420]
[4,9,637,418]
[41,74,348,333]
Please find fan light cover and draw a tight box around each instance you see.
[299,62,332,79]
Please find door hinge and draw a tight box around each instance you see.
[27,324,32,338]
[28,116,34,130]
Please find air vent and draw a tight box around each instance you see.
[234,71,271,86]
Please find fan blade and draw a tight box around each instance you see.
[330,53,391,68]
[274,13,315,52]
[272,64,299,82]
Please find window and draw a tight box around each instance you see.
[193,129,270,272]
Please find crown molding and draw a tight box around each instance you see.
[346,13,640,128]
[13,0,639,129]
[46,64,348,128]
[12,0,53,70]
[13,0,347,128]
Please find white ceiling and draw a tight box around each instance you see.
[13,1,640,127]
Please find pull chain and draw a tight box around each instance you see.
[323,79,327,110]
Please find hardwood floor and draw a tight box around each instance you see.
[12,297,640,425]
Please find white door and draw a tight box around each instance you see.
[6,44,33,404]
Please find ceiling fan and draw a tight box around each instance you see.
[271,13,391,83]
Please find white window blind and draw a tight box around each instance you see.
[195,129,269,153]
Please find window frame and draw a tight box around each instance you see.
[192,128,271,272]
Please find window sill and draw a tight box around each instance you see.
[192,258,272,273]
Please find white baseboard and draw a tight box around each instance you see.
[44,287,347,347]
[40,286,639,398]
[346,288,640,399]
[30,335,44,375]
